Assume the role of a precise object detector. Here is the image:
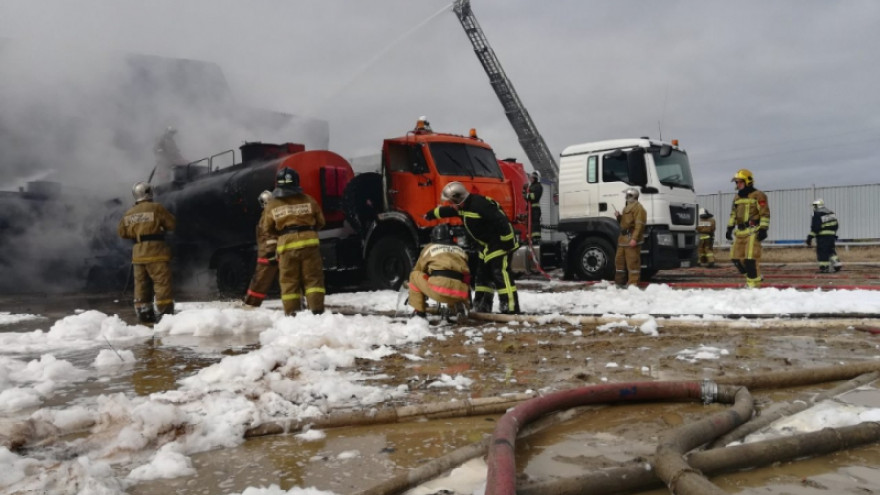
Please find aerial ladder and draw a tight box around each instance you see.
[452,0,558,181]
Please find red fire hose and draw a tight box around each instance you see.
[485,380,731,495]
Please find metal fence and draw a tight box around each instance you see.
[698,183,880,246]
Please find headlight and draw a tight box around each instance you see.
[656,233,675,247]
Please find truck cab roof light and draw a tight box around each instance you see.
[469,128,478,139]
[671,139,679,147]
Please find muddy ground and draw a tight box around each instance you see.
[4,248,880,494]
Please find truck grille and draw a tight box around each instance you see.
[669,204,696,226]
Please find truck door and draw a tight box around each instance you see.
[600,150,630,215]
[384,142,437,227]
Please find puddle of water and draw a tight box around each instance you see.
[129,415,496,494]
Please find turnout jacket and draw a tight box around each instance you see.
[255,220,278,262]
[525,181,543,207]
[808,207,839,239]
[117,201,176,264]
[697,214,716,240]
[426,194,518,258]
[261,193,325,255]
[413,243,471,296]
[728,186,770,233]
[618,201,647,244]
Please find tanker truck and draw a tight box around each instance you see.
[92,118,533,295]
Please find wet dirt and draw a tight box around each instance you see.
[4,262,880,494]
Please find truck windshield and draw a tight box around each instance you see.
[429,142,504,179]
[653,149,694,190]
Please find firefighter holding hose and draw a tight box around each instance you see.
[260,167,326,315]
[243,190,279,307]
[523,170,543,242]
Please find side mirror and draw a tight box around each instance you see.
[627,148,648,186]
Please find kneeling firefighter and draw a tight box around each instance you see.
[243,190,279,307]
[424,182,520,314]
[408,224,471,318]
[117,181,176,324]
[259,167,326,315]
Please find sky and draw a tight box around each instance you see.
[1,0,879,195]
[2,283,880,494]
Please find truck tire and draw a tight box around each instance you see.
[571,237,614,281]
[365,236,415,290]
[216,252,252,298]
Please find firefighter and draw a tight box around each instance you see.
[408,224,471,318]
[523,170,543,242]
[117,181,176,324]
[806,198,842,273]
[260,167,326,316]
[614,187,647,287]
[424,182,520,314]
[696,207,716,267]
[725,168,770,288]
[243,190,279,307]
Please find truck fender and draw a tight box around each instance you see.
[363,211,420,259]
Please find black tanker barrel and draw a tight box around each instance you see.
[157,158,280,251]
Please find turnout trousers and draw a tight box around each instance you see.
[133,261,173,321]
[278,244,325,315]
[408,271,470,313]
[243,258,279,307]
[730,228,763,287]
[614,244,641,287]
[698,237,715,265]
[816,236,840,271]
[473,250,519,314]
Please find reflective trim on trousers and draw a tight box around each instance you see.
[282,293,302,301]
[246,289,266,299]
[277,237,320,254]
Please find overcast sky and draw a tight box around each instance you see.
[1,0,878,195]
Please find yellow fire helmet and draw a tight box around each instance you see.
[731,168,754,186]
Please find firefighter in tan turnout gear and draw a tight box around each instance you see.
[243,190,279,307]
[260,167,326,315]
[408,224,471,318]
[696,208,716,267]
[725,168,770,288]
[117,181,176,324]
[614,187,647,287]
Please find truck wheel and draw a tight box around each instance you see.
[216,253,251,298]
[571,237,614,281]
[366,237,415,290]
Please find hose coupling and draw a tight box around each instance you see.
[700,379,719,404]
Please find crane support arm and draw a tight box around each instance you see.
[453,0,557,180]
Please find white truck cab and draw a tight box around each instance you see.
[555,137,698,280]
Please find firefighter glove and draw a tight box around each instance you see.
[757,229,768,241]
[725,226,733,241]
[806,236,813,247]
[423,209,435,220]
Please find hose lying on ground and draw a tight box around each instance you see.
[519,421,880,495]
[484,380,738,495]
[709,371,879,448]
[244,392,535,438]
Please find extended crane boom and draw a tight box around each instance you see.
[453,0,557,180]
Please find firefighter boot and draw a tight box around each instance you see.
[832,255,842,272]
[136,305,157,325]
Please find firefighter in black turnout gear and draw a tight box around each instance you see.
[424,182,520,314]
[806,198,842,273]
[523,171,543,242]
